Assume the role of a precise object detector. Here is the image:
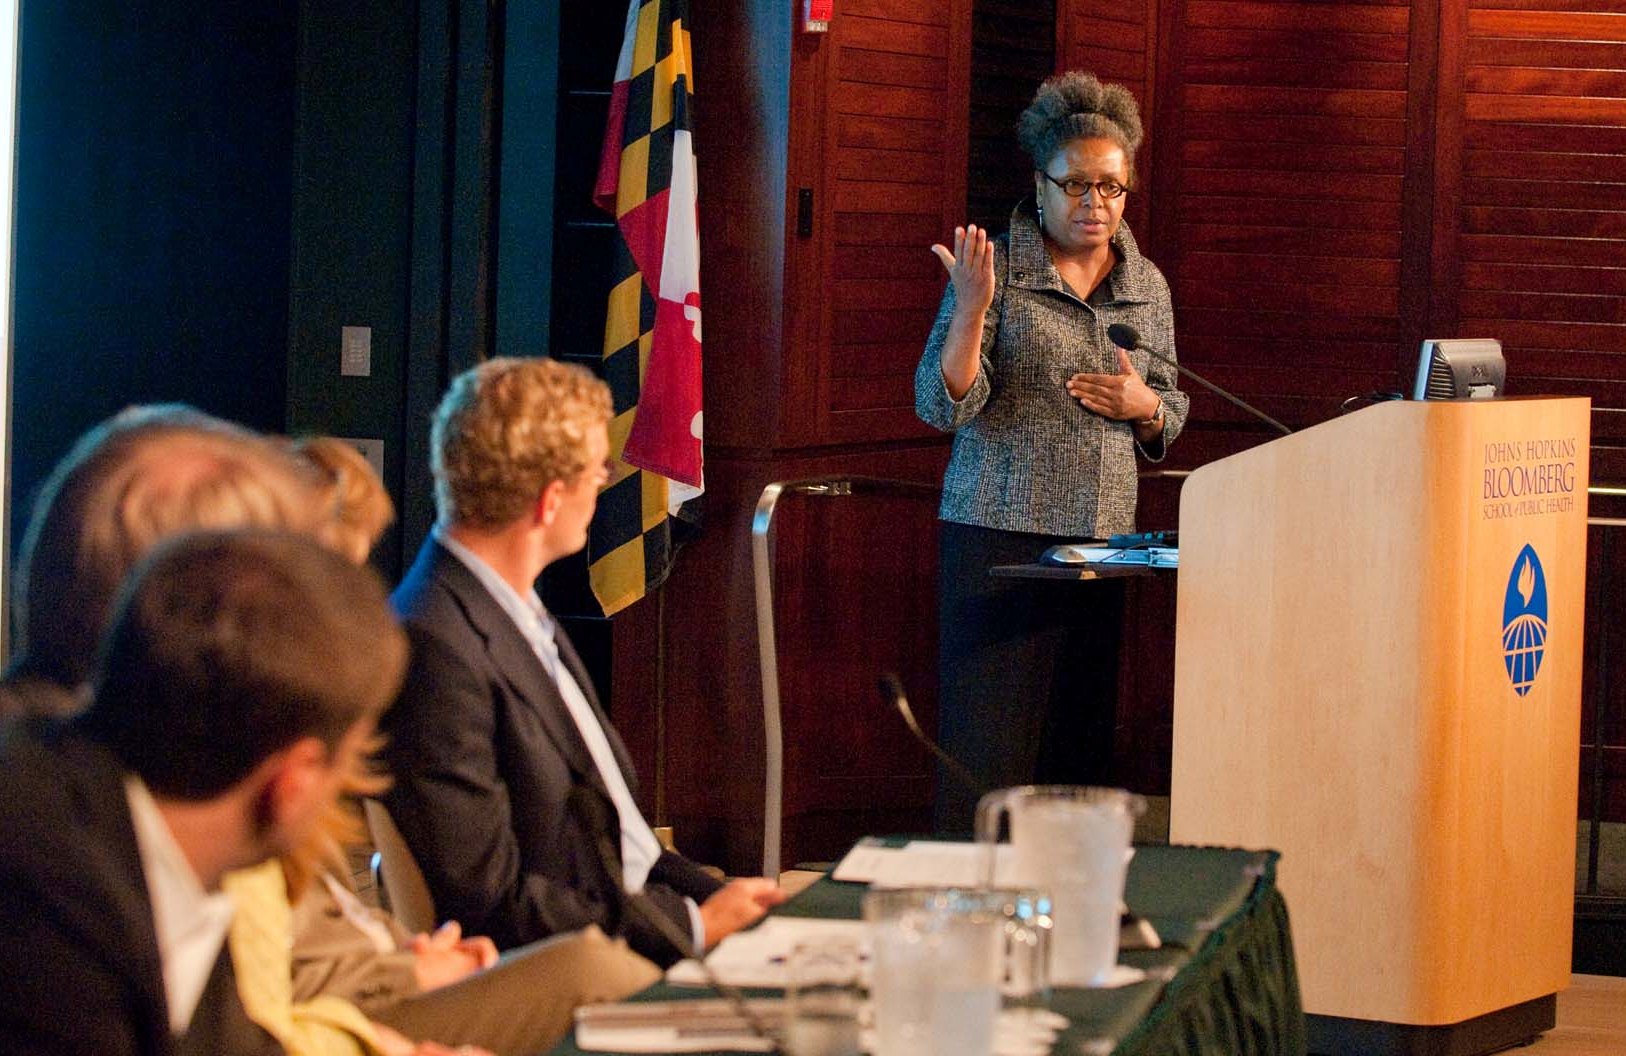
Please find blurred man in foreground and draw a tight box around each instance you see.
[0,530,407,1055]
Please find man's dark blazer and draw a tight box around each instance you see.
[0,718,281,1056]
[380,537,723,967]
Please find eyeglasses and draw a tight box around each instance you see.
[1041,172,1128,200]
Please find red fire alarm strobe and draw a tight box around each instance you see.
[802,0,831,33]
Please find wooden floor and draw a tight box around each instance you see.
[1520,975,1625,1056]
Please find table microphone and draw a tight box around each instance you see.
[567,785,783,1052]
[1106,322,1292,436]
[877,672,986,799]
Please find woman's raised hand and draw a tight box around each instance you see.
[931,224,996,318]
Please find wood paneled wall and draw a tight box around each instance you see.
[809,0,972,444]
[1446,4,1626,462]
[1159,0,1418,432]
[967,1,1055,233]
[1059,0,1159,241]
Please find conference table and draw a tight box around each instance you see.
[547,842,1307,1056]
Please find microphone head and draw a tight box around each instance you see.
[877,671,906,704]
[1107,323,1141,350]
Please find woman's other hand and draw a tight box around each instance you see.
[1067,347,1161,424]
[931,224,996,319]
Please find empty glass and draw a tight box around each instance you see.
[781,939,863,1056]
[991,887,1053,1012]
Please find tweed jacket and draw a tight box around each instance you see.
[914,203,1189,538]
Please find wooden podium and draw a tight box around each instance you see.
[1169,398,1591,1054]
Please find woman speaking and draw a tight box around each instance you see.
[914,71,1189,829]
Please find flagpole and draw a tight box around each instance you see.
[654,576,667,828]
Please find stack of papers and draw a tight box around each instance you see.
[576,999,1070,1055]
[575,998,782,1053]
[666,917,870,988]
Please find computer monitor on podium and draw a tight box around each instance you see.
[1411,337,1506,400]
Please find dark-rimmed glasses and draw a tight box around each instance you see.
[1041,172,1128,200]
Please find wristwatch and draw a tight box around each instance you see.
[1137,396,1164,427]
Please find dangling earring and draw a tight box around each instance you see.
[1036,196,1044,227]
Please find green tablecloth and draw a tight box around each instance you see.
[550,843,1306,1056]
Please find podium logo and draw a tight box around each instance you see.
[1501,544,1549,697]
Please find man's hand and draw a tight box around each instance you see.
[698,878,787,949]
[409,920,500,992]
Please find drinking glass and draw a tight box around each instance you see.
[862,887,1004,1056]
[992,887,1052,1013]
[781,938,864,1056]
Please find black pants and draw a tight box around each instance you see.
[933,521,1125,834]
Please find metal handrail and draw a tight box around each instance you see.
[1584,521,1613,895]
[752,476,941,879]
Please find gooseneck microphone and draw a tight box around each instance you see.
[1107,322,1292,437]
[877,672,986,799]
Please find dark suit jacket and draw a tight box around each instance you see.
[380,537,722,967]
[0,718,281,1056]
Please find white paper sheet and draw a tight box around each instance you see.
[666,917,870,988]
[831,839,1015,887]
[831,841,1161,952]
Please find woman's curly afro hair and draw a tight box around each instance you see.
[1017,71,1144,182]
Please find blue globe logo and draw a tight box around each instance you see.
[1501,544,1549,697]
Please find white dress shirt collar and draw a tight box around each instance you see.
[435,524,552,644]
[123,776,237,1035]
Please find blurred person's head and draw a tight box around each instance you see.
[430,357,612,561]
[76,530,407,883]
[281,439,398,893]
[293,437,395,564]
[11,406,331,689]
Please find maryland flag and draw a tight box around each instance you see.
[589,0,703,616]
